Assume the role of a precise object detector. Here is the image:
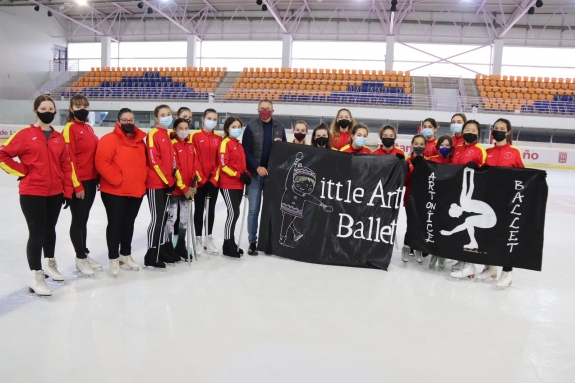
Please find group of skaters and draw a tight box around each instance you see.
[0,95,523,297]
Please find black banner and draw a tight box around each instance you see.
[258,142,407,270]
[405,161,548,271]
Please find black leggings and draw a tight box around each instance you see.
[20,194,63,270]
[221,189,242,241]
[147,188,170,249]
[194,185,219,236]
[101,192,143,259]
[69,179,97,259]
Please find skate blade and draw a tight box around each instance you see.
[46,279,65,286]
[28,288,53,298]
[475,276,496,283]
[143,266,167,272]
[448,275,475,281]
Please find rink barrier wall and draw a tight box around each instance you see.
[1,124,575,168]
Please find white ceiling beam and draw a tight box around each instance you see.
[262,0,289,34]
[498,0,537,38]
[140,0,197,37]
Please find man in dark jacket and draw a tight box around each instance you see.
[242,99,286,255]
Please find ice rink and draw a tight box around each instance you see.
[0,168,573,383]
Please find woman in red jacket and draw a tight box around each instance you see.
[340,124,372,154]
[372,125,405,158]
[0,95,73,296]
[330,108,356,150]
[427,135,453,164]
[191,108,222,255]
[450,113,467,148]
[421,118,439,157]
[62,94,101,276]
[450,120,487,279]
[475,118,524,288]
[145,104,183,267]
[95,108,148,275]
[219,116,251,258]
[165,118,199,260]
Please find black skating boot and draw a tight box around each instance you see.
[144,248,166,269]
[159,243,178,264]
[174,236,188,261]
[222,239,241,258]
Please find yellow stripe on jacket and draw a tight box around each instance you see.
[220,137,237,178]
[148,128,169,184]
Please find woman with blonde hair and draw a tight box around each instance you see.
[330,108,356,151]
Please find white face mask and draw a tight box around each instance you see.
[176,130,189,140]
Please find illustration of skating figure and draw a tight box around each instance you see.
[440,167,497,251]
[280,152,333,247]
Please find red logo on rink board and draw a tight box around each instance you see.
[559,152,568,164]
[504,152,512,159]
[466,150,474,157]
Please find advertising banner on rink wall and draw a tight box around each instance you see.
[258,142,407,270]
[405,162,548,271]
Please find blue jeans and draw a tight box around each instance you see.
[247,174,266,244]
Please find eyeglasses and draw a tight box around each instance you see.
[120,119,135,123]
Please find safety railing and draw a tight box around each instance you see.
[40,61,80,96]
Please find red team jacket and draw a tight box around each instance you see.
[332,131,351,151]
[340,144,372,154]
[452,134,465,148]
[423,138,438,157]
[171,133,201,196]
[427,155,452,164]
[219,136,249,190]
[485,143,524,168]
[0,125,73,198]
[372,146,405,156]
[95,124,148,198]
[62,120,99,193]
[146,127,177,190]
[190,129,222,187]
[452,142,487,166]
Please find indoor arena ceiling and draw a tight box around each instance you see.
[1,1,574,46]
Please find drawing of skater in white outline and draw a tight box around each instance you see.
[280,152,333,247]
[440,167,496,250]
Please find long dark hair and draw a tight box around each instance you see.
[348,123,369,144]
[33,94,56,112]
[67,94,89,122]
[177,106,191,118]
[493,118,512,144]
[154,104,171,117]
[311,123,332,149]
[410,134,426,156]
[422,117,437,129]
[223,116,243,137]
[436,135,454,157]
[462,120,481,141]
[172,118,190,131]
[379,124,397,139]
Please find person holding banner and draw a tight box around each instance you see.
[401,135,427,263]
[242,99,286,256]
[450,113,467,148]
[475,118,524,288]
[451,120,487,167]
[311,123,334,150]
[191,108,222,255]
[372,125,405,158]
[427,135,453,164]
[62,94,101,276]
[219,116,251,258]
[330,108,356,151]
[96,108,147,274]
[292,121,308,145]
[340,124,372,154]
[421,118,439,157]
[165,118,199,261]
[0,95,73,296]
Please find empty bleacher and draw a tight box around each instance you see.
[225,68,412,105]
[63,67,227,100]
[476,74,575,114]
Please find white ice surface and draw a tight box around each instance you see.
[0,169,573,383]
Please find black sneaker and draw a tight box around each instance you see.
[248,243,258,256]
[222,239,241,258]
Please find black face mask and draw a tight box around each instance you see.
[315,137,328,147]
[294,132,306,142]
[37,111,56,125]
[338,119,351,129]
[73,109,89,122]
[463,133,478,144]
[492,130,507,142]
[381,137,395,148]
[120,123,135,133]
